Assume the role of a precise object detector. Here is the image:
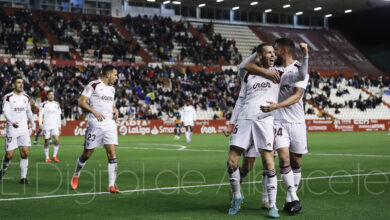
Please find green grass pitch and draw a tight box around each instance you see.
[0,131,389,219]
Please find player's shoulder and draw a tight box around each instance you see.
[3,92,14,102]
[22,92,30,102]
[41,100,48,107]
[293,60,301,69]
[88,80,102,90]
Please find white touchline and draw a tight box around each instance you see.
[58,144,390,157]
[0,172,389,202]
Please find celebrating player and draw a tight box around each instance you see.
[225,41,308,217]
[0,76,36,184]
[260,38,310,215]
[70,65,120,193]
[39,90,62,162]
[180,100,196,143]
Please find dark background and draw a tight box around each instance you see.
[330,5,390,75]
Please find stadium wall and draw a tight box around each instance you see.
[1,119,389,137]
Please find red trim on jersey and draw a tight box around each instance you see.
[244,73,249,83]
[278,70,284,77]
[5,94,13,102]
[91,82,101,90]
[42,102,47,108]
[23,94,30,102]
[294,63,301,69]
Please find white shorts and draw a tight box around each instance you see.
[229,118,274,152]
[43,128,60,140]
[84,125,118,149]
[183,120,194,127]
[5,132,31,151]
[244,145,260,158]
[274,121,308,154]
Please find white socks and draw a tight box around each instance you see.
[228,167,241,199]
[185,131,191,141]
[73,156,86,177]
[262,172,269,204]
[265,169,277,208]
[53,145,59,157]
[44,145,49,159]
[293,167,302,190]
[20,158,29,179]
[108,159,118,187]
[280,166,299,202]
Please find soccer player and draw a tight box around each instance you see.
[39,90,62,162]
[260,38,310,215]
[173,108,183,140]
[180,100,196,143]
[70,65,120,193]
[225,42,308,218]
[0,76,36,184]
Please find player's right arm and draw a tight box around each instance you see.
[38,103,45,131]
[78,95,105,121]
[2,96,17,127]
[224,83,246,137]
[239,52,280,83]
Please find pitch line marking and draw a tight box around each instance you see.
[0,172,389,202]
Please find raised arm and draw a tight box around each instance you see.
[281,43,309,84]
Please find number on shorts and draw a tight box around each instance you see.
[6,136,12,143]
[87,134,96,141]
[274,128,283,136]
[233,125,238,134]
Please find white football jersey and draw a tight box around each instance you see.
[274,61,309,123]
[81,79,116,128]
[180,105,196,122]
[2,92,35,135]
[230,53,308,123]
[39,100,62,130]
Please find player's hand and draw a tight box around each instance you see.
[264,69,280,83]
[113,108,119,121]
[299,42,308,56]
[223,124,235,137]
[93,110,105,121]
[12,122,19,128]
[39,125,43,132]
[260,101,279,112]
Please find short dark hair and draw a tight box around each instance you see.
[102,65,117,76]
[47,90,54,95]
[256,42,273,54]
[275,38,295,55]
[12,76,23,84]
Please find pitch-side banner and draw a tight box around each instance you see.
[0,119,389,137]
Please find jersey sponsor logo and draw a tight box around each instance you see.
[13,107,25,112]
[101,95,114,101]
[252,82,271,89]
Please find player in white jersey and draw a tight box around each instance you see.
[0,76,36,184]
[224,42,308,217]
[70,65,120,193]
[180,100,196,143]
[260,38,310,215]
[39,90,62,162]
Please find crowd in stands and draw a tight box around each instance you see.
[0,8,48,58]
[42,12,139,62]
[0,61,240,120]
[196,22,242,65]
[306,72,390,114]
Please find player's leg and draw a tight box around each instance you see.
[1,135,18,179]
[52,128,60,162]
[18,146,30,184]
[43,130,51,162]
[71,126,101,190]
[189,125,193,141]
[105,144,119,193]
[240,156,255,183]
[103,126,119,193]
[227,145,244,215]
[185,125,191,142]
[174,125,178,139]
[290,153,302,190]
[33,130,41,145]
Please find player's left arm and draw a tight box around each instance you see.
[26,100,36,132]
[261,87,305,113]
[281,43,309,85]
[113,104,119,120]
